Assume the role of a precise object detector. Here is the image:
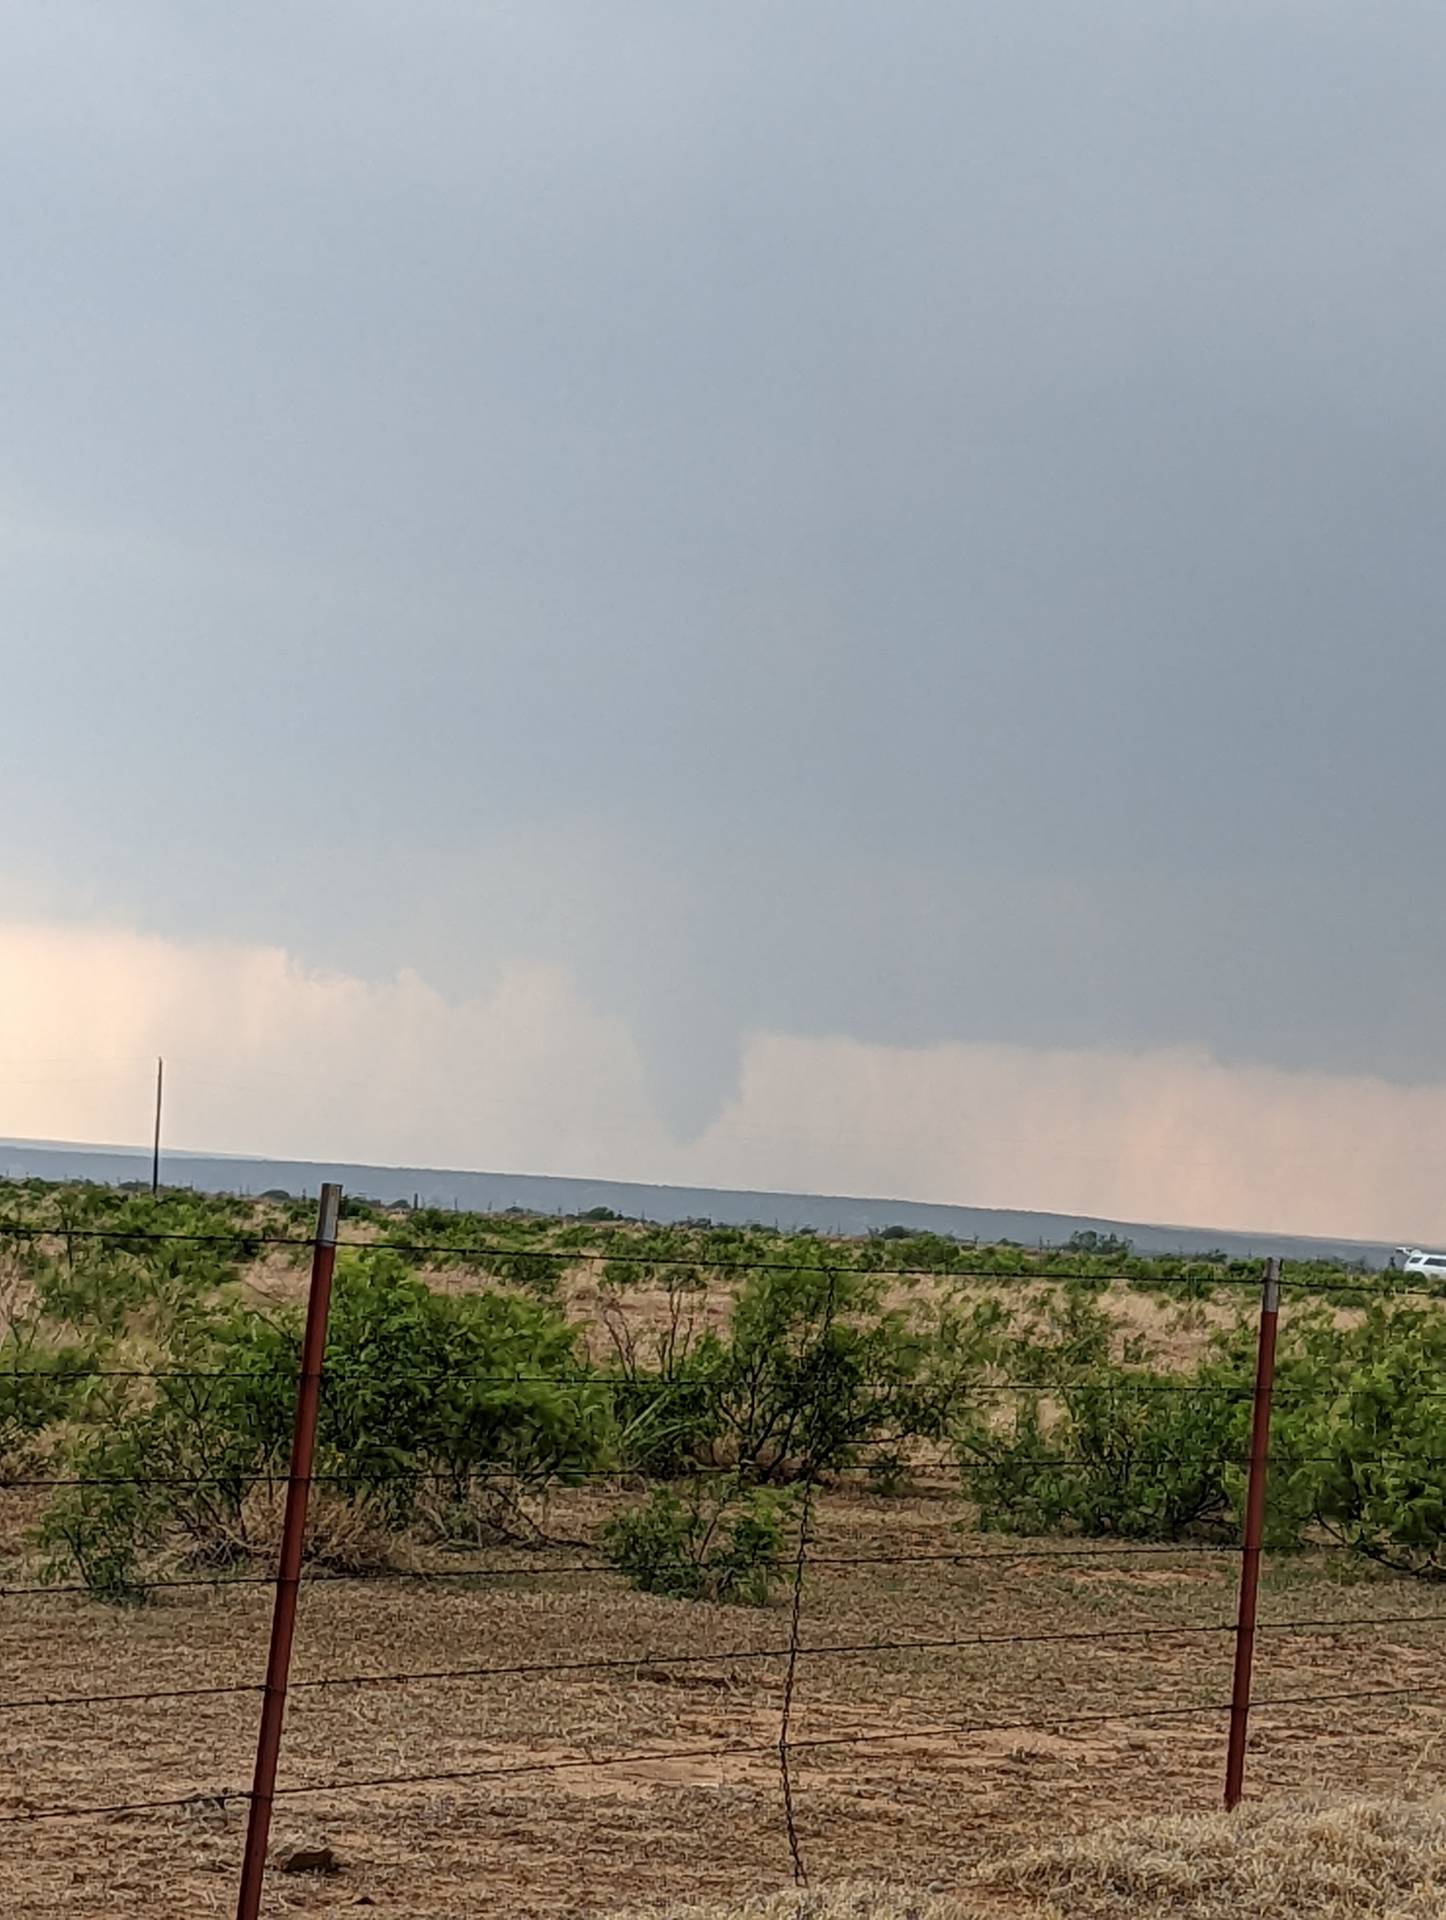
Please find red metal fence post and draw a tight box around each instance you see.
[1224,1254,1282,1811]
[236,1181,342,1920]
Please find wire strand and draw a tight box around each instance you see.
[6,1678,1442,1827]
[0,1538,1255,1603]
[16,1443,1446,1492]
[12,1608,1446,1720]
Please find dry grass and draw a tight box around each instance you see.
[616,1798,1446,1919]
[985,1795,1446,1916]
[613,1887,985,1919]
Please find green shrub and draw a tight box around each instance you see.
[600,1259,1006,1483]
[379,1214,567,1297]
[598,1266,727,1476]
[870,1228,963,1266]
[952,1286,1249,1540]
[991,1285,1130,1385]
[719,1262,879,1477]
[37,1250,612,1598]
[0,1336,89,1480]
[1261,1299,1446,1574]
[337,1195,385,1224]
[955,1368,1246,1540]
[7,1186,255,1341]
[1067,1230,1134,1259]
[600,1480,789,1605]
[952,1291,1446,1561]
[315,1251,610,1518]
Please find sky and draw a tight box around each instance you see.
[4,2,1446,1242]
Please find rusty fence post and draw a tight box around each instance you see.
[1224,1255,1282,1811]
[236,1181,342,1920]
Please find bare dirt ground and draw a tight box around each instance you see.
[3,1490,1445,1918]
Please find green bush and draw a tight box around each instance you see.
[718,1262,886,1477]
[4,1184,257,1341]
[866,1228,962,1267]
[952,1286,1249,1540]
[600,1480,789,1605]
[1261,1299,1446,1574]
[316,1251,610,1518]
[599,1258,1006,1483]
[598,1265,727,1477]
[951,1287,1446,1560]
[37,1249,612,1599]
[956,1367,1247,1540]
[1067,1230,1134,1259]
[380,1214,567,1297]
[0,1336,88,1480]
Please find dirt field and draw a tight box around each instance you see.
[4,1488,1445,1918]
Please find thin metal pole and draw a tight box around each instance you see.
[151,1057,164,1197]
[236,1182,342,1920]
[1224,1256,1281,1811]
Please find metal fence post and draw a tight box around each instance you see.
[236,1181,342,1920]
[151,1056,163,1197]
[1224,1255,1282,1811]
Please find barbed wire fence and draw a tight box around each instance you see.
[0,1191,1444,1912]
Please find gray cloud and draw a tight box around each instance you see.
[5,3,1446,1143]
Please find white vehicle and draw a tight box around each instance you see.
[1394,1247,1446,1279]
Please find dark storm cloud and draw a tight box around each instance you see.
[4,2,1445,1131]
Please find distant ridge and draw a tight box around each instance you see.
[0,1136,1390,1267]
